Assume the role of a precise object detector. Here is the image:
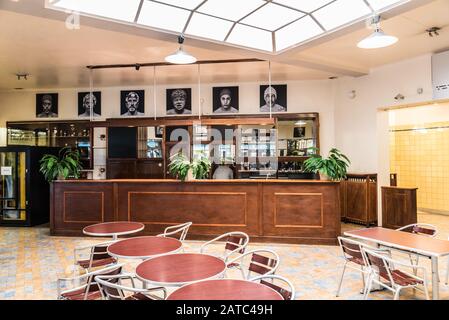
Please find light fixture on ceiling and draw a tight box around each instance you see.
[426,27,441,37]
[357,15,398,49]
[165,35,197,65]
[295,120,307,126]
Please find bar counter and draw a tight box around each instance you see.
[50,179,341,245]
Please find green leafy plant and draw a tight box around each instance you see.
[303,148,350,181]
[168,152,211,181]
[39,146,83,182]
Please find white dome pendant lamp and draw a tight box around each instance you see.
[165,35,197,64]
[357,15,398,49]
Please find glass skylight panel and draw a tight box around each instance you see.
[366,0,403,11]
[185,13,233,41]
[313,0,372,31]
[154,0,205,10]
[227,24,273,52]
[272,0,333,13]
[198,0,266,22]
[275,16,323,51]
[137,1,190,33]
[48,0,141,22]
[240,3,304,31]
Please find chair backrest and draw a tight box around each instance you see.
[361,248,394,285]
[96,274,132,300]
[158,222,192,241]
[224,233,249,255]
[337,236,366,266]
[229,249,279,280]
[91,244,111,261]
[397,224,437,237]
[83,264,123,299]
[251,275,295,300]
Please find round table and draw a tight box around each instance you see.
[167,279,284,300]
[83,221,144,240]
[136,253,226,287]
[107,236,182,260]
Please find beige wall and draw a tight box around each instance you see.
[0,80,336,154]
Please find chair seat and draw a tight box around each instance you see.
[61,288,102,300]
[125,293,158,300]
[77,257,117,269]
[348,256,365,266]
[381,270,423,286]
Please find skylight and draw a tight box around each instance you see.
[45,0,410,54]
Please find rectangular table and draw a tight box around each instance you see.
[344,227,449,300]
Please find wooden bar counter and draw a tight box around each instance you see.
[50,179,341,245]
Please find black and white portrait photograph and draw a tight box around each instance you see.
[260,85,287,113]
[294,127,306,138]
[36,93,58,118]
[121,90,145,116]
[156,126,164,138]
[166,88,192,115]
[78,91,101,117]
[213,87,239,114]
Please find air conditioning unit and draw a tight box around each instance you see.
[432,50,449,99]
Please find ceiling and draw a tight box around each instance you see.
[46,0,410,53]
[0,0,448,90]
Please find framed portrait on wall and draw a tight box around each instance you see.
[260,85,287,113]
[78,91,101,117]
[120,90,145,116]
[36,93,58,118]
[166,88,192,115]
[213,86,239,114]
[156,126,164,138]
[294,127,305,138]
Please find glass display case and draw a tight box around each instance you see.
[7,121,93,169]
[137,127,163,159]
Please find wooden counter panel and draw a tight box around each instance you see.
[51,183,114,235]
[262,184,340,241]
[116,182,259,236]
[51,180,339,244]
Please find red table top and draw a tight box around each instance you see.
[345,227,449,257]
[136,253,226,286]
[167,279,284,300]
[83,221,144,237]
[107,236,182,259]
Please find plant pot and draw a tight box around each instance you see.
[319,173,330,181]
[185,168,195,181]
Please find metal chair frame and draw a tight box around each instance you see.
[362,248,430,300]
[157,222,192,241]
[225,249,280,280]
[74,240,117,273]
[250,274,296,300]
[95,273,167,300]
[200,232,250,263]
[57,263,124,300]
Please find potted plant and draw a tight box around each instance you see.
[303,148,350,181]
[39,146,83,182]
[168,152,211,181]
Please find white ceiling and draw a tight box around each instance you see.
[0,0,447,90]
[46,0,411,53]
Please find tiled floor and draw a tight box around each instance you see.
[1,212,449,300]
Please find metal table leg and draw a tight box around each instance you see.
[431,256,439,300]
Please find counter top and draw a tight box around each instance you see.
[53,179,340,184]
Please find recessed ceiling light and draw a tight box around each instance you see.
[276,16,323,51]
[49,0,141,22]
[313,0,371,31]
[240,3,304,31]
[198,0,265,22]
[185,13,233,41]
[273,0,333,13]
[227,23,273,52]
[156,0,205,10]
[138,1,190,33]
[366,0,403,11]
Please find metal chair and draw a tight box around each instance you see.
[362,248,430,300]
[200,232,249,263]
[95,273,167,300]
[57,264,124,300]
[225,249,279,280]
[396,224,438,275]
[157,222,192,241]
[251,275,295,300]
[74,240,117,273]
